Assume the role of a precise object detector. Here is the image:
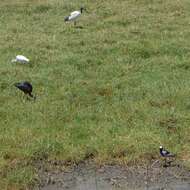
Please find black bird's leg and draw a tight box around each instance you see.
[23,93,28,100]
[29,93,36,100]
[74,21,76,26]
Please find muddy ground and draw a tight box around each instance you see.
[34,159,190,190]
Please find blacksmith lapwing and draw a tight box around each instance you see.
[159,146,175,167]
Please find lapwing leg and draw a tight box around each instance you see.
[164,158,167,167]
[167,158,174,166]
[164,158,171,167]
[74,21,76,26]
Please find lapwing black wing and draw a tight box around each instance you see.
[159,146,175,157]
[159,146,175,167]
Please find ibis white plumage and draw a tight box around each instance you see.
[64,7,84,26]
[11,55,30,64]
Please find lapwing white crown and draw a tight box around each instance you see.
[64,7,85,26]
[11,55,30,64]
[159,146,175,158]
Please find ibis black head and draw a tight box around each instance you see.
[64,16,69,22]
[14,81,35,99]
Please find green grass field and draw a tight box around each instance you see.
[1,0,190,189]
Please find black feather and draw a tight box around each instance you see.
[14,81,35,99]
[159,147,175,157]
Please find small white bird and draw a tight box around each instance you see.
[11,55,30,64]
[64,7,85,26]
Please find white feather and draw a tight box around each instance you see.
[68,11,81,21]
[12,55,30,64]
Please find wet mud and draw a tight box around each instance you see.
[35,160,190,190]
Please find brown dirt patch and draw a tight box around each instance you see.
[34,159,190,190]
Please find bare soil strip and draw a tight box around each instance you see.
[34,160,190,190]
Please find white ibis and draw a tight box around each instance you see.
[14,81,35,99]
[64,7,85,26]
[11,55,30,64]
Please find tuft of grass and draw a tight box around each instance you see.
[0,0,190,188]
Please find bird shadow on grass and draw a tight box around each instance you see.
[75,25,84,29]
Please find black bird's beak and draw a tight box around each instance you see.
[14,83,19,87]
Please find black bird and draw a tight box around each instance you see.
[159,146,175,167]
[14,81,35,99]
